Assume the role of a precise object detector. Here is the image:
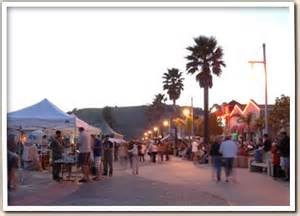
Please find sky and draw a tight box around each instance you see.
[7,7,293,113]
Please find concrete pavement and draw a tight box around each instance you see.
[7,156,289,206]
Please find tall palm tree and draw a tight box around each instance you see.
[162,68,184,146]
[186,36,225,144]
[162,68,184,107]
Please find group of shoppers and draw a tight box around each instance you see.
[209,130,290,182]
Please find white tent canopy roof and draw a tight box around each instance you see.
[8,98,75,129]
[70,114,101,135]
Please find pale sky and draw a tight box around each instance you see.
[8,7,293,113]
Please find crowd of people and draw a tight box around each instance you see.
[209,131,290,182]
[7,127,174,189]
[6,128,290,190]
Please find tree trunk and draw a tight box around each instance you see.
[204,86,209,144]
[172,100,178,155]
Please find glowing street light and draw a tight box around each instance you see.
[144,132,148,136]
[153,127,158,132]
[183,108,190,117]
[163,120,169,127]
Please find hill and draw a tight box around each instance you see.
[74,105,203,140]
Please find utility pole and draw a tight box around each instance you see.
[248,43,268,134]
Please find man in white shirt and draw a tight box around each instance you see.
[78,127,91,182]
[191,140,199,163]
[219,135,238,182]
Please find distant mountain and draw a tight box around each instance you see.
[74,105,203,140]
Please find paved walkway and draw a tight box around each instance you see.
[8,157,289,206]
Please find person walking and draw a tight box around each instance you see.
[92,135,103,181]
[192,140,199,163]
[165,141,170,161]
[139,143,146,162]
[262,133,272,175]
[128,141,139,175]
[78,127,92,183]
[219,135,238,182]
[158,141,165,162]
[102,135,114,177]
[50,130,64,182]
[210,138,222,182]
[118,142,128,170]
[151,142,158,163]
[114,142,119,162]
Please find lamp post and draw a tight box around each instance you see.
[153,127,159,138]
[183,108,190,136]
[248,43,268,134]
[163,120,170,137]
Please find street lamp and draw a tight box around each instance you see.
[163,120,170,138]
[183,108,190,117]
[163,120,169,127]
[248,43,268,134]
[153,127,158,138]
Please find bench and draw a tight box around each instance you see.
[248,158,272,176]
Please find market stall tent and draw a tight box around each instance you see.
[70,114,101,135]
[8,98,75,129]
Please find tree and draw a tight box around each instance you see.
[193,114,223,137]
[209,113,223,137]
[269,95,290,135]
[162,68,184,106]
[162,68,184,143]
[237,112,255,141]
[186,36,225,144]
[67,108,77,115]
[254,116,264,137]
[102,106,116,128]
[146,93,167,127]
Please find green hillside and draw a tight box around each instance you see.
[74,105,203,140]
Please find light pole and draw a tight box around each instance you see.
[163,120,170,137]
[248,43,268,134]
[153,127,159,138]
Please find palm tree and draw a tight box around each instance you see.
[162,68,184,146]
[146,93,167,127]
[186,36,225,144]
[162,68,184,107]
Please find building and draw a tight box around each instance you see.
[211,99,273,140]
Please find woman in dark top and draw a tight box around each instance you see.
[210,138,222,182]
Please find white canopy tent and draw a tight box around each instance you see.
[70,114,101,135]
[8,99,102,140]
[109,137,126,144]
[8,98,75,130]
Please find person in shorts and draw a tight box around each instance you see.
[219,135,238,182]
[78,127,91,183]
